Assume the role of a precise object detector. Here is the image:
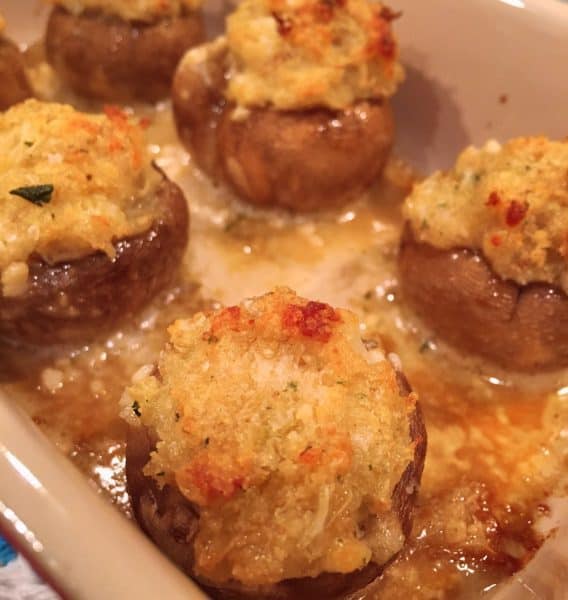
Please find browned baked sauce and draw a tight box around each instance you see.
[0,99,566,598]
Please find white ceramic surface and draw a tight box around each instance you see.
[392,0,568,172]
[0,391,208,600]
[0,0,567,599]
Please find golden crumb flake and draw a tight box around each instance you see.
[0,100,159,293]
[225,0,404,110]
[404,137,568,292]
[128,288,415,585]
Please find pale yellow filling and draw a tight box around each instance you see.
[224,0,404,110]
[125,288,415,586]
[0,100,160,296]
[404,137,568,293]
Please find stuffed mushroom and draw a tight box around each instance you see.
[0,99,189,345]
[0,13,33,111]
[46,0,204,102]
[399,137,568,372]
[172,0,404,211]
[124,288,426,598]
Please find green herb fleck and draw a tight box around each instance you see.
[10,184,54,206]
[132,400,141,417]
[205,334,219,344]
[24,140,34,147]
[336,380,346,386]
[224,214,245,233]
[286,381,298,391]
[419,339,434,353]
[420,218,429,230]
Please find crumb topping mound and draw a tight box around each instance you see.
[225,0,404,110]
[404,137,568,293]
[52,0,201,22]
[0,100,160,296]
[126,288,416,586]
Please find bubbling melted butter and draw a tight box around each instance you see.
[1,75,566,598]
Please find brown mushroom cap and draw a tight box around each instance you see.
[0,176,189,345]
[46,6,204,102]
[398,226,568,372]
[0,37,32,111]
[172,42,394,212]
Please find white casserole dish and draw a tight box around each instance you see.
[0,0,567,598]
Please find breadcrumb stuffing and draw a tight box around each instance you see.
[224,0,404,110]
[404,137,568,293]
[0,100,160,296]
[126,288,416,586]
[52,0,201,22]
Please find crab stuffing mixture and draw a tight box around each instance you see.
[124,288,417,585]
[225,0,404,110]
[0,100,160,297]
[404,137,568,293]
[50,0,202,22]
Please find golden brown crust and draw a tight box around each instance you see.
[0,37,32,111]
[0,176,189,345]
[126,371,426,599]
[398,226,568,372]
[224,0,404,111]
[402,137,568,293]
[46,6,204,102]
[172,42,394,211]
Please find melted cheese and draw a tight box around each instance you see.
[0,100,160,295]
[125,288,415,586]
[225,0,404,110]
[52,0,201,22]
[404,137,568,293]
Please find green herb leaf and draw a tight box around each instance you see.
[10,184,54,206]
[419,339,435,353]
